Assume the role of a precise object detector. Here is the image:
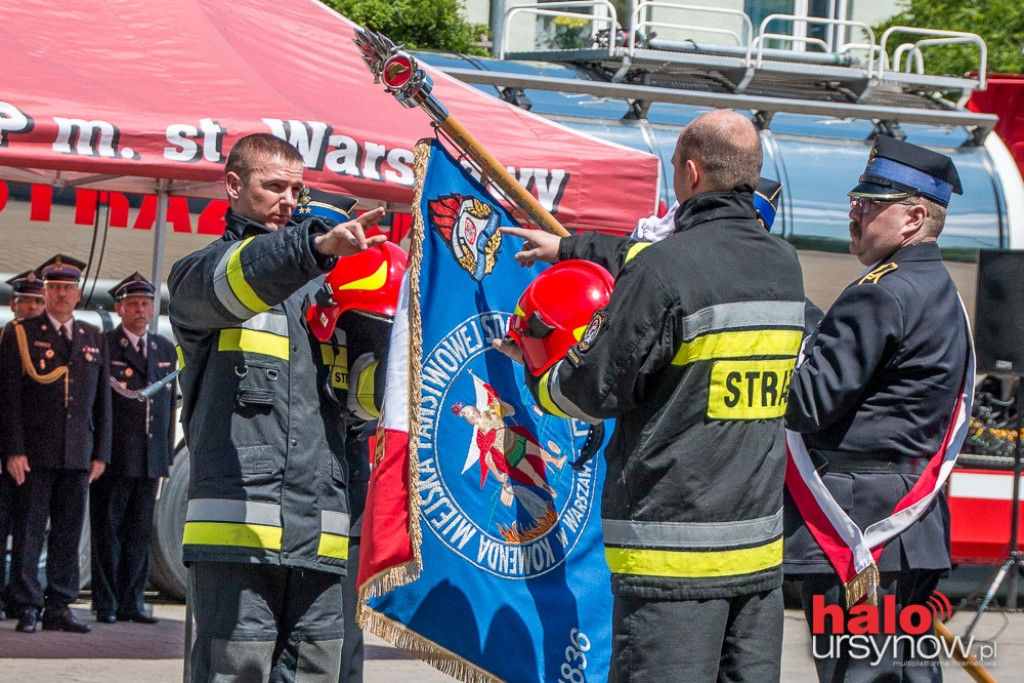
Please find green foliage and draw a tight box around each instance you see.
[874,0,1024,77]
[325,0,491,56]
[548,16,592,50]
[610,1,631,28]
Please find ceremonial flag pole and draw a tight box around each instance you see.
[352,28,615,683]
[352,27,570,239]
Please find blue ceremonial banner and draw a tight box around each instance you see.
[363,139,613,683]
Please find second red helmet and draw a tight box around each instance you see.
[508,260,615,377]
[307,241,408,341]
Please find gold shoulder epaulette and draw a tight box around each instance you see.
[858,262,898,285]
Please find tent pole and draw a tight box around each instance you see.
[150,180,169,334]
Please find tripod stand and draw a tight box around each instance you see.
[962,374,1024,641]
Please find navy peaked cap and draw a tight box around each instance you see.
[294,187,357,225]
[109,271,155,300]
[38,254,86,283]
[6,269,44,298]
[849,136,962,207]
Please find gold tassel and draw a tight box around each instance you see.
[844,562,880,609]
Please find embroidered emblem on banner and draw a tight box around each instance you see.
[427,194,502,282]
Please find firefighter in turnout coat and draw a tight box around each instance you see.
[498,110,806,682]
[168,133,386,682]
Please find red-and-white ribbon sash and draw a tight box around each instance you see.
[785,300,975,605]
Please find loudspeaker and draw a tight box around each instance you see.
[975,249,1024,375]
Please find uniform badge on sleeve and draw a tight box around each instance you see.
[577,311,607,352]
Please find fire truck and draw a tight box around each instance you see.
[1,0,1022,600]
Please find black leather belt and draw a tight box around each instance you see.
[812,449,924,475]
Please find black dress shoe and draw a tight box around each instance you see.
[41,606,92,633]
[117,611,159,624]
[95,612,117,623]
[15,608,39,633]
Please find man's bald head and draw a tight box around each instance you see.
[676,110,762,192]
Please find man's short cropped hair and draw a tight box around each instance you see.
[225,133,304,182]
[678,110,762,191]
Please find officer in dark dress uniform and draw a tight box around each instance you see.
[0,254,111,634]
[0,270,47,620]
[90,273,177,624]
[784,137,969,682]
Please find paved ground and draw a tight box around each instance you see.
[1,596,1021,682]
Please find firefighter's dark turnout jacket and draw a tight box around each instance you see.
[168,210,351,575]
[528,191,806,600]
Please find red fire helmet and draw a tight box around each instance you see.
[508,260,615,376]
[307,241,408,341]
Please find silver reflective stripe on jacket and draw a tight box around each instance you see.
[183,498,283,551]
[318,510,351,560]
[602,510,784,579]
[217,311,290,361]
[213,237,271,319]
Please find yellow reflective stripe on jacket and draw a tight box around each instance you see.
[317,533,349,560]
[317,510,350,560]
[671,301,804,367]
[604,538,783,578]
[182,521,283,550]
[536,366,572,419]
[217,312,290,361]
[183,498,283,551]
[602,511,783,578]
[350,355,380,420]
[624,242,652,263]
[213,237,271,318]
[321,343,350,390]
[175,345,185,369]
[672,328,803,366]
[218,329,290,360]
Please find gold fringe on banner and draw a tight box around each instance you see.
[362,607,506,683]
[355,139,434,625]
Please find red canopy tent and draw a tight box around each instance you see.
[969,74,1024,183]
[0,0,659,233]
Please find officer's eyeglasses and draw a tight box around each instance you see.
[849,197,916,214]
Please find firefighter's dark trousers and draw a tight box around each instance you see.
[609,587,783,682]
[189,561,344,683]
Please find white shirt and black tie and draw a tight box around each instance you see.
[47,313,74,354]
[124,330,147,359]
